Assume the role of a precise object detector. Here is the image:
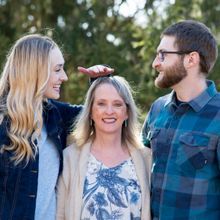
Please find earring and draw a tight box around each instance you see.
[90,119,93,127]
[124,119,128,127]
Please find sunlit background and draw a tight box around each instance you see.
[0,0,219,121]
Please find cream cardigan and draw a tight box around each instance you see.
[56,142,152,220]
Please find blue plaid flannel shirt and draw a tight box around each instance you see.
[142,80,220,219]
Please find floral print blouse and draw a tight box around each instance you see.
[81,154,142,220]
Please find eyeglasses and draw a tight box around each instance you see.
[156,50,192,62]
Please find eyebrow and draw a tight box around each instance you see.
[95,98,125,103]
[156,48,162,53]
[55,63,64,68]
[157,49,168,52]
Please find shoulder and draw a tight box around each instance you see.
[148,92,171,117]
[129,144,152,162]
[62,142,91,176]
[135,146,152,165]
[146,92,171,123]
[138,146,151,158]
[198,81,220,110]
[129,145,152,185]
[63,143,81,161]
[63,142,91,164]
[61,144,81,178]
[209,92,220,104]
[151,93,170,108]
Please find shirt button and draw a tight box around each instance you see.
[31,170,38,173]
[28,194,36,198]
[156,189,160,193]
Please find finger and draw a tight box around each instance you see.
[103,67,114,74]
[78,66,99,77]
[89,65,114,75]
[88,65,105,73]
[95,65,102,73]
[77,66,90,75]
[78,65,114,77]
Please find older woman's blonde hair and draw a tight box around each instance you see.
[0,34,58,165]
[69,76,142,149]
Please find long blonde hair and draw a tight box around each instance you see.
[69,76,141,149]
[0,34,58,165]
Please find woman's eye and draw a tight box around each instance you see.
[55,69,61,72]
[97,102,105,106]
[114,103,123,107]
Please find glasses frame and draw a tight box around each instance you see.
[157,50,192,62]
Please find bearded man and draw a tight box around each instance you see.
[142,20,220,220]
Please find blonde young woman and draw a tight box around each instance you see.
[56,76,152,220]
[0,34,112,220]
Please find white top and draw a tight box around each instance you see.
[81,153,142,220]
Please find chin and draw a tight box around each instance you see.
[154,78,161,88]
[46,95,60,100]
[53,96,60,100]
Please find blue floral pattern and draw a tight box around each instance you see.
[81,154,141,220]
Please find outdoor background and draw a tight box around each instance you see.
[0,0,219,122]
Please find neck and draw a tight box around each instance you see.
[92,132,123,151]
[172,76,207,102]
[91,132,129,167]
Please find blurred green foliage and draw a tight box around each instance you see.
[0,0,219,122]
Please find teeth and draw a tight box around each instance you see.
[54,85,60,88]
[103,118,116,123]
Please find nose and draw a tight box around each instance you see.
[105,105,114,114]
[61,70,68,82]
[152,56,161,69]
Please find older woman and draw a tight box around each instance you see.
[57,76,151,220]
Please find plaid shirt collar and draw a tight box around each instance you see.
[164,80,217,112]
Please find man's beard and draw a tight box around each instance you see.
[155,59,187,89]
